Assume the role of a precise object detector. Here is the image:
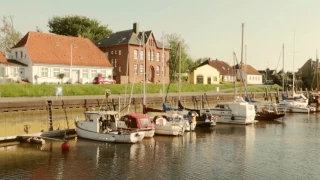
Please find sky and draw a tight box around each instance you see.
[1,0,320,72]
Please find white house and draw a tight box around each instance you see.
[236,64,262,85]
[8,31,114,84]
[0,51,28,83]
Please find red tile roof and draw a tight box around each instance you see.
[0,51,7,63]
[12,32,112,67]
[241,64,261,75]
[206,59,236,75]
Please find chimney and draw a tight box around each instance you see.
[133,23,139,34]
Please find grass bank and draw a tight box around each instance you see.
[0,83,282,97]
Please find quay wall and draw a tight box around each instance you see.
[0,92,272,138]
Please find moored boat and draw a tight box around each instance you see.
[75,110,145,143]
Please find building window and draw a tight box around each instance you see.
[82,69,88,78]
[9,67,17,76]
[15,52,18,59]
[156,53,160,61]
[105,52,108,58]
[134,50,138,60]
[64,69,70,77]
[148,51,151,61]
[111,51,113,55]
[119,50,121,55]
[91,70,98,78]
[111,59,114,65]
[134,65,138,75]
[41,68,48,77]
[53,68,60,77]
[140,50,144,60]
[115,59,117,67]
[196,75,203,84]
[207,77,211,84]
[20,51,23,59]
[100,70,107,77]
[140,64,144,75]
[119,66,121,72]
[151,51,154,61]
[156,66,160,75]
[213,76,217,81]
[115,50,117,55]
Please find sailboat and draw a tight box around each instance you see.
[179,24,256,125]
[277,34,315,113]
[160,41,196,131]
[245,44,286,120]
[142,32,185,136]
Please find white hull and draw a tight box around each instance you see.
[144,130,155,138]
[76,122,145,143]
[154,125,184,136]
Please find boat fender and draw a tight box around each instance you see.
[231,115,235,120]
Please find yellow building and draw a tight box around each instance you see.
[189,64,220,84]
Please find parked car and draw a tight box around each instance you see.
[93,77,116,84]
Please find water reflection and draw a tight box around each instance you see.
[2,113,320,179]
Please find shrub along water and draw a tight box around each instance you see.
[0,82,281,97]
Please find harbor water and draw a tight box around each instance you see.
[1,113,320,180]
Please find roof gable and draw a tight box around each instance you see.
[13,32,112,67]
[95,24,170,49]
[237,64,261,75]
[0,51,7,63]
[196,58,236,75]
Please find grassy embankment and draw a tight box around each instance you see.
[0,83,282,97]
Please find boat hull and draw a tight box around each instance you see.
[154,125,184,136]
[76,122,145,143]
[255,113,285,120]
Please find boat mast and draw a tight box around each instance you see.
[178,40,181,101]
[316,50,319,91]
[143,30,146,105]
[240,23,245,95]
[282,43,284,94]
[162,32,165,103]
[293,31,295,95]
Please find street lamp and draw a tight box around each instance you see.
[70,44,77,83]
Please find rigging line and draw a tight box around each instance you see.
[275,46,283,72]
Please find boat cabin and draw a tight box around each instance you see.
[118,113,153,129]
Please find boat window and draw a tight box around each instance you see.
[140,118,149,127]
[85,114,94,121]
[110,115,116,122]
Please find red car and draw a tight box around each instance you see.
[93,77,116,84]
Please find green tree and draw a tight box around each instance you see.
[165,33,192,82]
[48,15,112,42]
[0,15,22,56]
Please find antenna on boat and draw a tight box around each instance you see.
[316,50,319,91]
[282,43,284,94]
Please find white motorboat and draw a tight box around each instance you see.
[202,96,256,125]
[75,110,145,143]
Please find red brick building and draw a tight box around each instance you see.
[96,23,170,84]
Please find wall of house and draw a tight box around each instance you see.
[100,44,129,84]
[189,64,220,84]
[0,65,27,83]
[100,38,170,84]
[32,65,113,84]
[247,75,262,84]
